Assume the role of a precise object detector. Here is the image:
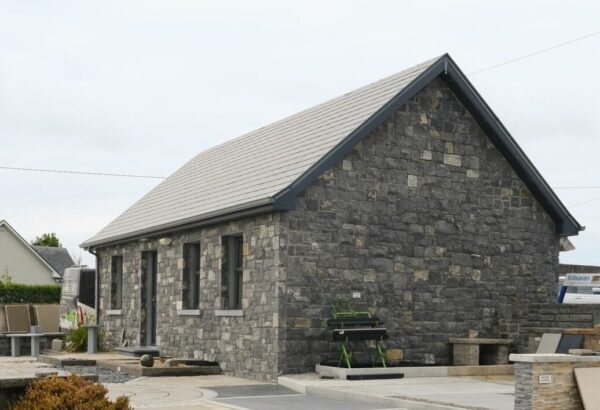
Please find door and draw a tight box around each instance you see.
[141,251,157,346]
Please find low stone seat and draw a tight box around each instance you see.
[449,337,513,366]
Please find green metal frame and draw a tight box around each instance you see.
[331,303,388,369]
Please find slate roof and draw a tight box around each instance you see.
[82,54,582,248]
[33,246,75,277]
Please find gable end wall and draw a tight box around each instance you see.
[281,77,562,373]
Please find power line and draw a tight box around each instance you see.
[2,165,600,195]
[2,33,600,182]
[570,196,600,208]
[468,30,600,76]
[554,186,600,190]
[557,187,600,190]
[0,166,165,179]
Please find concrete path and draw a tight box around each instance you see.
[279,373,515,410]
[105,375,402,410]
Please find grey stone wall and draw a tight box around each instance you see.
[281,77,563,373]
[97,213,286,381]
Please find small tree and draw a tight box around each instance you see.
[31,233,61,247]
[0,267,12,284]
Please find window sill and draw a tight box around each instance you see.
[106,310,122,316]
[177,309,201,316]
[214,309,243,317]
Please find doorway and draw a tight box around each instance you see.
[141,251,157,346]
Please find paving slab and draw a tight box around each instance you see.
[4,305,30,333]
[574,367,600,409]
[32,304,60,333]
[0,357,68,380]
[279,373,515,410]
[535,333,562,354]
[216,393,405,410]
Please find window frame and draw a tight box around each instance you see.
[222,235,244,310]
[110,255,123,310]
[182,242,201,310]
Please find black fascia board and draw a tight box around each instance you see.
[273,54,582,236]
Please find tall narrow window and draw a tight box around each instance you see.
[183,243,201,309]
[110,255,123,310]
[222,235,243,309]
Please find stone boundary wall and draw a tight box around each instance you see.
[525,303,600,330]
[559,264,600,274]
[522,304,600,352]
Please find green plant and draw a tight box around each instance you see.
[66,326,88,352]
[31,232,61,247]
[10,374,131,410]
[66,322,105,353]
[0,283,61,304]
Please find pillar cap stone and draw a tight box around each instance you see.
[509,353,600,363]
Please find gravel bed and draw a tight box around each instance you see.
[57,365,136,384]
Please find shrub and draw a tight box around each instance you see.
[0,283,61,304]
[10,374,131,410]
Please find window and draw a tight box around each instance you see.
[110,255,123,310]
[183,243,201,309]
[222,235,243,310]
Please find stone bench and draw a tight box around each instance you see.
[449,337,513,366]
[1,333,64,357]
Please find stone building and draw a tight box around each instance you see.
[82,54,594,381]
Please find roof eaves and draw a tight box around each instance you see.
[81,197,276,249]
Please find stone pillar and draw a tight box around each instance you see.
[85,325,98,354]
[30,336,40,357]
[453,344,479,366]
[10,337,20,357]
[510,353,600,410]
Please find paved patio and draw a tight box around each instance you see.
[0,356,69,380]
[105,375,397,410]
[0,357,516,409]
[279,373,515,410]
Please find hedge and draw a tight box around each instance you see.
[0,283,62,304]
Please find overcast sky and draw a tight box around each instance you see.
[1,0,599,268]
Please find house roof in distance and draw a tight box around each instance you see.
[0,220,62,279]
[82,54,582,248]
[33,246,75,277]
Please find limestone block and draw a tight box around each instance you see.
[443,154,462,166]
[453,343,479,366]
